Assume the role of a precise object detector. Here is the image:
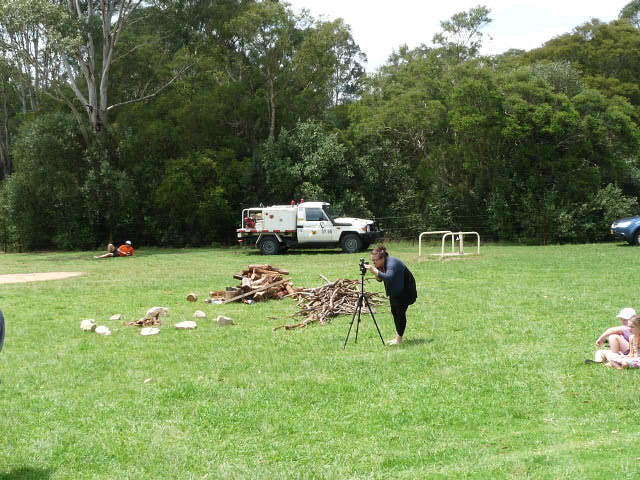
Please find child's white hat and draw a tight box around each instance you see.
[617,308,636,320]
[125,240,132,245]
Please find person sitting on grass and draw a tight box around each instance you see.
[587,307,636,364]
[94,241,134,259]
[596,314,640,369]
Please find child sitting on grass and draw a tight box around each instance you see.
[587,307,635,364]
[596,315,640,369]
[596,307,635,351]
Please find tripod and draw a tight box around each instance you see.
[343,271,385,348]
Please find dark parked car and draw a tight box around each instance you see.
[611,216,640,245]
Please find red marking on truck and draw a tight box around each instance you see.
[236,229,300,234]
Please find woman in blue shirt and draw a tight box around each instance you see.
[366,245,417,345]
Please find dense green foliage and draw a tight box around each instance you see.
[1,2,640,249]
[2,244,640,478]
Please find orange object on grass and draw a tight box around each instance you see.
[117,244,134,256]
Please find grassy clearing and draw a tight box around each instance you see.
[1,242,639,479]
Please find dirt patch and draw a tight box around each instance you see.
[0,272,85,284]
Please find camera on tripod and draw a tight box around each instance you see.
[359,257,369,275]
[345,258,385,348]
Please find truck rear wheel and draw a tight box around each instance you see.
[340,234,362,253]
[259,237,280,255]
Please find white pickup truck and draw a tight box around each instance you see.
[236,201,384,254]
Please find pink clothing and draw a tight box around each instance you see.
[611,334,640,368]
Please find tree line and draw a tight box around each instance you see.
[1,0,640,250]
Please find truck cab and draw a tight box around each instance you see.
[297,202,337,243]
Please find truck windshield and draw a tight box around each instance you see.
[323,206,338,222]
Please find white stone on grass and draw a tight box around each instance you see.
[109,314,122,321]
[80,319,97,332]
[140,327,160,336]
[175,321,197,330]
[216,315,234,326]
[145,307,169,318]
[193,310,206,319]
[95,325,111,335]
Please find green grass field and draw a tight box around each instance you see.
[1,242,639,479]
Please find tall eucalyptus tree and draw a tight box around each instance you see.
[0,0,188,136]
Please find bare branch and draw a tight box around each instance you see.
[106,64,192,111]
[112,42,149,64]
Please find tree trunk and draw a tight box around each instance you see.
[268,77,276,139]
[0,82,9,177]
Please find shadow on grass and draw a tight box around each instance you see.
[401,338,434,346]
[38,247,363,261]
[78,250,206,262]
[244,249,348,256]
[35,247,232,262]
[142,248,240,256]
[0,467,53,480]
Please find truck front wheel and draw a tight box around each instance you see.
[340,234,362,253]
[259,237,280,255]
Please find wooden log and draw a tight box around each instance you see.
[247,264,289,275]
[186,293,198,302]
[220,278,289,304]
[224,287,239,300]
[250,267,277,277]
[250,276,267,287]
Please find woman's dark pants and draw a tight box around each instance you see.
[389,298,409,337]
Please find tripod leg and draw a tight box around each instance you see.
[343,305,359,349]
[363,295,385,345]
[354,297,363,343]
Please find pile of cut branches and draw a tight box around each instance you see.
[275,278,385,330]
[210,264,299,304]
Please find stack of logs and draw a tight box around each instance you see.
[275,278,385,330]
[211,265,299,303]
